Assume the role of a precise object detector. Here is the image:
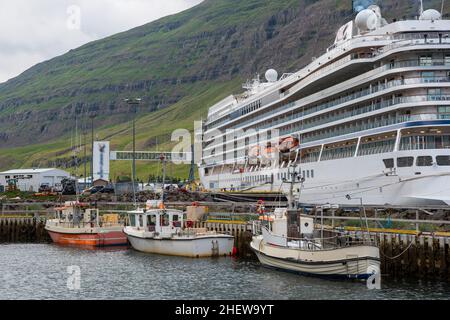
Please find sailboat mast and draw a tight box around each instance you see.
[160,154,167,203]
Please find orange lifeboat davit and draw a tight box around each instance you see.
[248,145,260,158]
[248,145,260,164]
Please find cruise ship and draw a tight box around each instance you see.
[198,5,450,207]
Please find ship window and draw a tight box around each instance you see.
[422,71,434,82]
[445,55,450,66]
[311,170,314,178]
[162,215,170,227]
[397,157,414,167]
[428,88,441,95]
[151,215,157,225]
[416,156,433,167]
[172,215,179,222]
[288,213,297,226]
[436,155,450,166]
[138,215,143,228]
[419,55,432,66]
[383,158,394,168]
[129,214,136,227]
[306,170,310,178]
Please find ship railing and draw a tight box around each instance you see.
[252,220,263,235]
[203,68,450,149]
[301,112,443,144]
[264,228,377,251]
[46,220,124,228]
[204,109,441,163]
[205,34,450,135]
[377,36,450,56]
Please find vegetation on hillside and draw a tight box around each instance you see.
[0,0,449,179]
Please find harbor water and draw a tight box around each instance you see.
[0,244,449,300]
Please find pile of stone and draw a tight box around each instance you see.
[80,190,214,203]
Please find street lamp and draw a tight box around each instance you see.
[124,98,142,207]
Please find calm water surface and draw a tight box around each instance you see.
[0,244,449,300]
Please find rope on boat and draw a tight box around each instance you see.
[379,239,415,260]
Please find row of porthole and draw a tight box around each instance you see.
[383,155,450,168]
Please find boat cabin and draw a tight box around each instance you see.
[54,201,99,227]
[264,208,314,238]
[128,207,185,236]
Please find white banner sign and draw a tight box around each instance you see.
[93,141,110,182]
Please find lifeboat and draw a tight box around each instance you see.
[260,144,278,165]
[279,136,299,153]
[279,136,300,160]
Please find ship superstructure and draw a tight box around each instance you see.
[199,6,450,206]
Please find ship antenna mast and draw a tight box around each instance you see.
[420,0,424,15]
[441,0,445,16]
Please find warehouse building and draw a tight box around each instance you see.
[0,168,71,192]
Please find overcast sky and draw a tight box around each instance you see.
[0,0,203,83]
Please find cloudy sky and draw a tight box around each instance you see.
[0,0,203,83]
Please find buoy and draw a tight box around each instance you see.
[232,246,238,256]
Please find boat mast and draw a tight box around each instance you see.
[160,154,167,203]
[286,165,300,210]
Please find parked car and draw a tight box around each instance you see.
[61,178,77,195]
[98,186,115,194]
[82,186,104,195]
[38,184,52,193]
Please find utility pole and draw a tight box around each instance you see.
[83,122,87,188]
[124,98,142,207]
[90,114,96,187]
[160,154,167,202]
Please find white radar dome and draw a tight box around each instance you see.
[420,9,442,21]
[265,69,278,83]
[355,9,378,32]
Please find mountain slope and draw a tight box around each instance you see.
[0,0,447,178]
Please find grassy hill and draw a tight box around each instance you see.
[0,0,448,181]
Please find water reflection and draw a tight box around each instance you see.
[0,244,448,300]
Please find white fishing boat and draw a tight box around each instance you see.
[45,201,127,247]
[124,200,234,258]
[250,207,380,279]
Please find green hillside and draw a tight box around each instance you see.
[0,0,447,180]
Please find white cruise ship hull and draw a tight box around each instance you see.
[250,235,380,279]
[200,149,450,206]
[125,229,234,258]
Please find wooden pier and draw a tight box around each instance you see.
[191,221,255,258]
[371,231,449,280]
[0,217,51,243]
